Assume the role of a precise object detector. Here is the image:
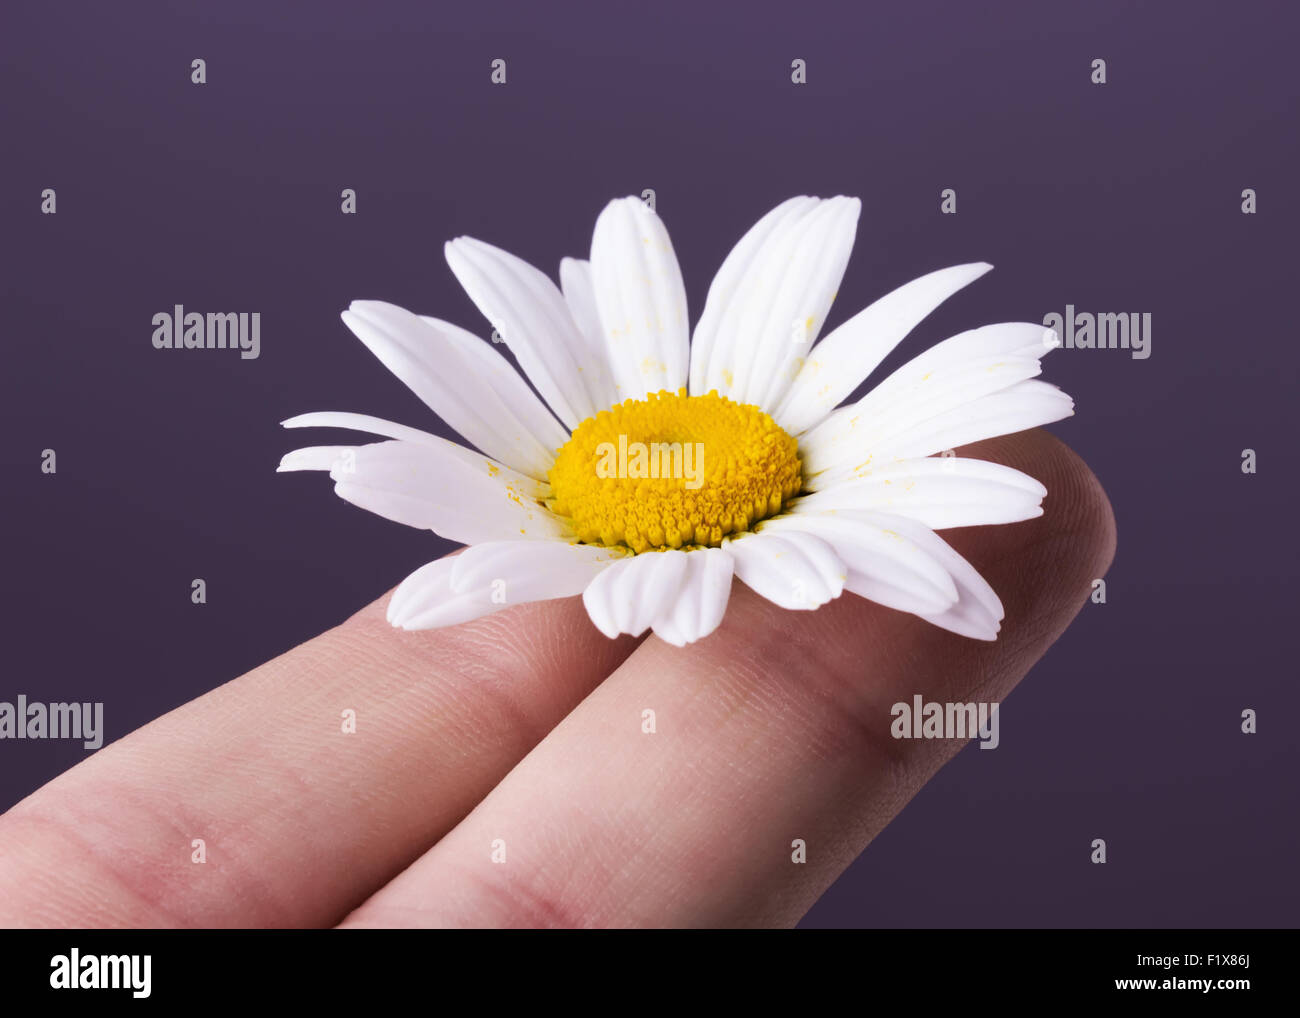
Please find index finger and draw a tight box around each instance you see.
[0,591,640,927]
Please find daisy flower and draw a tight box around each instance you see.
[279,196,1071,645]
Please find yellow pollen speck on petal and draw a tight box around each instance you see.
[547,388,803,553]
[722,369,734,388]
[486,462,500,477]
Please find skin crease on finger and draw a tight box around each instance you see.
[0,586,643,928]
[0,428,1113,929]
[338,429,1116,928]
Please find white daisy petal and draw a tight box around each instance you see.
[775,262,994,435]
[418,314,570,458]
[647,615,685,647]
[759,512,959,615]
[582,549,690,639]
[558,257,621,413]
[799,326,1074,483]
[387,543,630,631]
[765,509,1000,635]
[387,558,510,630]
[724,530,847,610]
[589,197,690,400]
[559,258,602,347]
[840,321,1058,425]
[800,322,1056,481]
[734,196,861,411]
[277,445,355,473]
[282,411,460,452]
[792,457,1047,529]
[855,511,1004,640]
[691,196,860,410]
[830,355,1045,447]
[335,300,559,481]
[445,236,609,428]
[688,196,818,397]
[888,320,1061,371]
[864,380,1074,462]
[288,438,567,544]
[448,540,628,602]
[651,546,735,646]
[281,415,548,498]
[802,363,1046,481]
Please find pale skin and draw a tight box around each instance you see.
[0,430,1114,927]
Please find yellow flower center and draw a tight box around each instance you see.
[548,389,802,553]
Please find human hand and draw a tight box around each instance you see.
[0,429,1113,928]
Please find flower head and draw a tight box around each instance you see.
[279,196,1071,645]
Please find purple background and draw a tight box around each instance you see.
[3,0,1297,927]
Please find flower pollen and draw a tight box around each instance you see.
[548,388,802,552]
